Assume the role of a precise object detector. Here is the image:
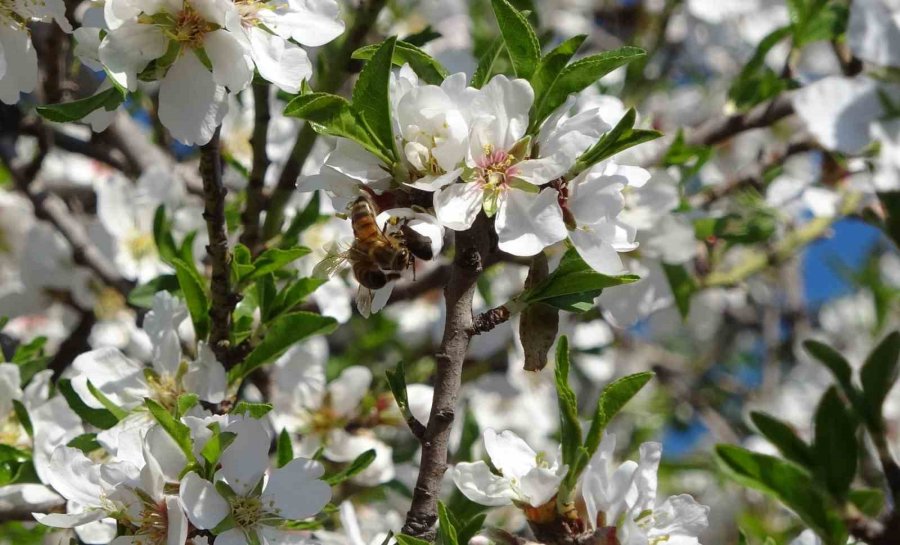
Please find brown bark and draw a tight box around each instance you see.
[401,214,496,539]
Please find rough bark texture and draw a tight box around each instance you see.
[199,127,239,365]
[402,214,495,539]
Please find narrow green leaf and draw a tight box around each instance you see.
[521,248,638,310]
[848,488,884,518]
[386,361,413,420]
[813,388,858,499]
[530,35,586,101]
[471,37,504,89]
[554,336,582,471]
[803,340,853,392]
[437,502,460,545]
[232,402,274,419]
[352,40,448,85]
[58,379,119,430]
[661,263,696,319]
[490,0,540,79]
[36,87,124,123]
[171,257,210,341]
[457,513,487,545]
[242,247,311,283]
[283,93,392,164]
[572,108,661,175]
[145,398,195,462]
[67,433,102,454]
[86,380,129,421]
[583,372,654,459]
[277,428,294,468]
[281,191,321,247]
[176,394,199,418]
[716,445,848,545]
[860,331,900,430]
[395,535,432,545]
[352,37,398,157]
[228,312,338,383]
[324,449,376,485]
[270,278,327,321]
[532,47,645,127]
[128,274,179,308]
[153,205,179,265]
[750,412,814,469]
[12,400,32,438]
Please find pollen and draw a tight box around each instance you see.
[231,495,264,528]
[172,5,211,49]
[125,231,157,262]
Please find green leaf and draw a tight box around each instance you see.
[352,40,448,85]
[281,191,321,247]
[241,247,311,284]
[750,412,814,469]
[277,428,294,468]
[813,388,858,499]
[86,380,129,421]
[471,37,504,89]
[572,108,661,175]
[859,331,900,430]
[36,87,125,123]
[323,449,376,485]
[200,423,236,466]
[395,536,432,545]
[457,513,487,545]
[803,340,854,393]
[270,278,327,321]
[176,394,199,418]
[716,445,847,545]
[153,205,179,265]
[437,502,460,545]
[283,93,392,164]
[554,336,582,471]
[67,433,102,454]
[352,37,398,158]
[386,361,414,421]
[232,402,274,419]
[145,398,195,462]
[12,400,32,438]
[128,274,179,308]
[531,47,646,129]
[490,0,540,79]
[661,263,696,319]
[520,248,638,311]
[583,372,654,459]
[728,26,793,111]
[530,35,586,102]
[228,312,338,383]
[848,488,884,518]
[171,257,210,341]
[58,379,119,430]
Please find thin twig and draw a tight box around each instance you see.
[402,214,495,539]
[239,82,272,255]
[200,127,240,366]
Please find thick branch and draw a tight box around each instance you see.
[239,82,272,255]
[402,215,495,539]
[200,127,239,365]
[261,0,387,241]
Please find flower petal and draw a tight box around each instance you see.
[98,22,168,91]
[483,429,537,480]
[261,457,331,520]
[158,51,229,145]
[452,461,515,506]
[179,472,230,530]
[206,29,253,91]
[248,27,311,94]
[496,188,567,256]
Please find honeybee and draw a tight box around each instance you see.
[314,196,418,315]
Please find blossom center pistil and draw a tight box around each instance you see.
[231,496,263,528]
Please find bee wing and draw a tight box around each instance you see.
[356,287,374,318]
[312,243,350,279]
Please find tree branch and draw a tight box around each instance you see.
[200,127,239,365]
[686,94,795,148]
[239,82,272,255]
[261,0,388,241]
[402,214,495,539]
